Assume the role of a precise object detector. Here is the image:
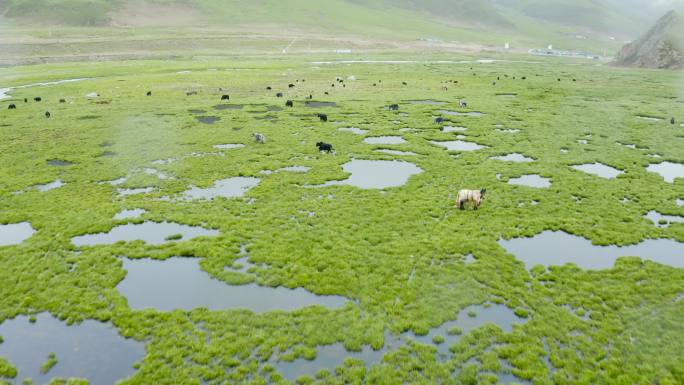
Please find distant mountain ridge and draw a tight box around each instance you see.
[613,10,684,69]
[2,0,684,48]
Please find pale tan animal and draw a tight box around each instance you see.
[457,189,486,210]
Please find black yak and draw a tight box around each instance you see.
[316,142,334,153]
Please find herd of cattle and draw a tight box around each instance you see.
[3,77,678,154]
[4,74,681,212]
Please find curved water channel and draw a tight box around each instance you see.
[117,257,349,312]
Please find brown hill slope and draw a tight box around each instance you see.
[613,10,684,69]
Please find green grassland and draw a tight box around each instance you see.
[0,55,683,384]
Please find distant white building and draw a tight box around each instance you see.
[335,49,352,54]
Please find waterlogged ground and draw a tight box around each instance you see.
[0,56,683,385]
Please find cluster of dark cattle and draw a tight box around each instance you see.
[5,76,678,136]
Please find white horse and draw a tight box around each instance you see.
[457,189,486,210]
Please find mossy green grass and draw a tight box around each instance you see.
[0,54,683,384]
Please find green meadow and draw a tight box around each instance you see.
[0,55,683,384]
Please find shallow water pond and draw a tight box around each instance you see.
[196,116,220,124]
[490,153,534,163]
[0,87,11,99]
[644,211,684,228]
[442,126,467,133]
[363,136,406,145]
[507,175,551,188]
[406,304,524,355]
[113,209,146,220]
[375,149,417,156]
[320,159,422,189]
[496,128,520,133]
[213,104,243,110]
[636,115,664,122]
[572,163,624,179]
[278,166,311,173]
[0,222,35,246]
[47,159,73,167]
[117,187,155,196]
[183,177,260,200]
[437,110,485,117]
[407,100,446,105]
[499,231,684,269]
[273,334,400,381]
[213,143,245,150]
[0,313,145,385]
[338,127,368,135]
[430,140,487,152]
[143,168,172,180]
[71,221,219,246]
[274,303,525,380]
[118,257,348,312]
[647,162,684,183]
[305,101,337,108]
[0,78,91,100]
[35,179,65,192]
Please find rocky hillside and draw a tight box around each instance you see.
[613,10,684,69]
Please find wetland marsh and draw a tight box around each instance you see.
[1,55,683,385]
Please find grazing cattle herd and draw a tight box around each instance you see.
[3,74,680,213]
